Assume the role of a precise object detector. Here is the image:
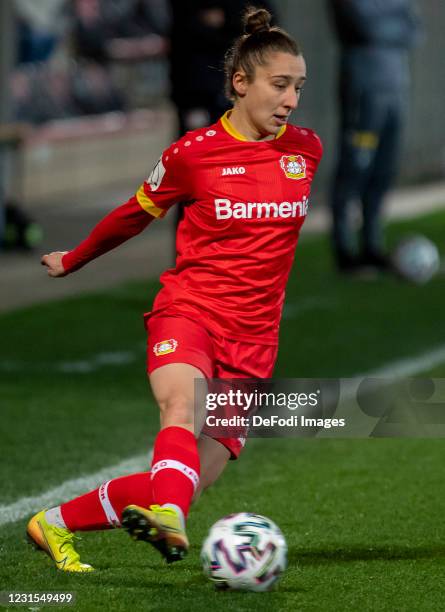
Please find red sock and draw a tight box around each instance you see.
[61,472,152,531]
[150,426,200,518]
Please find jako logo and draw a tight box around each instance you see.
[215,197,308,220]
[222,167,246,176]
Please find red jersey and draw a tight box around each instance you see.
[62,111,323,345]
[139,111,323,344]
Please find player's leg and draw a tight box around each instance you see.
[194,434,231,500]
[27,436,230,572]
[203,335,279,462]
[121,314,215,562]
[122,362,206,562]
[27,356,209,571]
[27,471,153,572]
[27,315,219,570]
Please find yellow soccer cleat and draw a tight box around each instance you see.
[122,504,189,563]
[27,510,94,573]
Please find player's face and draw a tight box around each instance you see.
[233,52,307,139]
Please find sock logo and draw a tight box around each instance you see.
[153,339,178,356]
[151,460,199,490]
[98,481,120,527]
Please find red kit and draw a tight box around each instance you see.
[138,111,323,344]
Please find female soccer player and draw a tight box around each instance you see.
[28,7,322,572]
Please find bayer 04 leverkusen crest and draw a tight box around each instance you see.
[153,339,178,356]
[279,154,306,180]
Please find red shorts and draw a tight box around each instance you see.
[146,313,278,459]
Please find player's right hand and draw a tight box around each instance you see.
[41,251,68,277]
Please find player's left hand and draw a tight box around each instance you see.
[41,251,68,277]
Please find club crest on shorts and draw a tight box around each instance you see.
[153,339,178,356]
[280,154,306,180]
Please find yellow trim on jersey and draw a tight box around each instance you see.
[221,111,248,141]
[136,185,164,218]
[276,124,287,139]
[221,110,287,142]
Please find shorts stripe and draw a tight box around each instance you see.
[151,460,199,491]
[98,480,120,527]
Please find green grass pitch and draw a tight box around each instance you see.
[0,211,444,611]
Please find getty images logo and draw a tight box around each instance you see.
[214,197,309,220]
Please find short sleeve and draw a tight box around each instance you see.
[135,143,193,218]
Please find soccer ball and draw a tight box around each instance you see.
[201,513,287,592]
[391,235,440,284]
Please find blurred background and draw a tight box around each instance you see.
[0,0,444,306]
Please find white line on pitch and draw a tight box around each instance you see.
[0,454,150,528]
[357,344,445,378]
[1,344,445,527]
[0,348,145,374]
[339,343,445,401]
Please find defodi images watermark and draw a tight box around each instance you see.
[194,378,445,439]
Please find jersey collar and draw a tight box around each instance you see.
[220,110,287,142]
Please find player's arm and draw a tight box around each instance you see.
[41,195,155,277]
[41,145,192,278]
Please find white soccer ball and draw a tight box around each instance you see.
[391,235,440,284]
[201,512,287,592]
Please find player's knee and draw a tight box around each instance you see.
[157,393,193,426]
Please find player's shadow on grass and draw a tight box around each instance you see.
[92,572,306,594]
[289,544,445,565]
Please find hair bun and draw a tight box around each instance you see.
[244,7,272,35]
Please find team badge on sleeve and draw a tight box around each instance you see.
[147,157,166,192]
[153,339,178,356]
[280,155,306,180]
